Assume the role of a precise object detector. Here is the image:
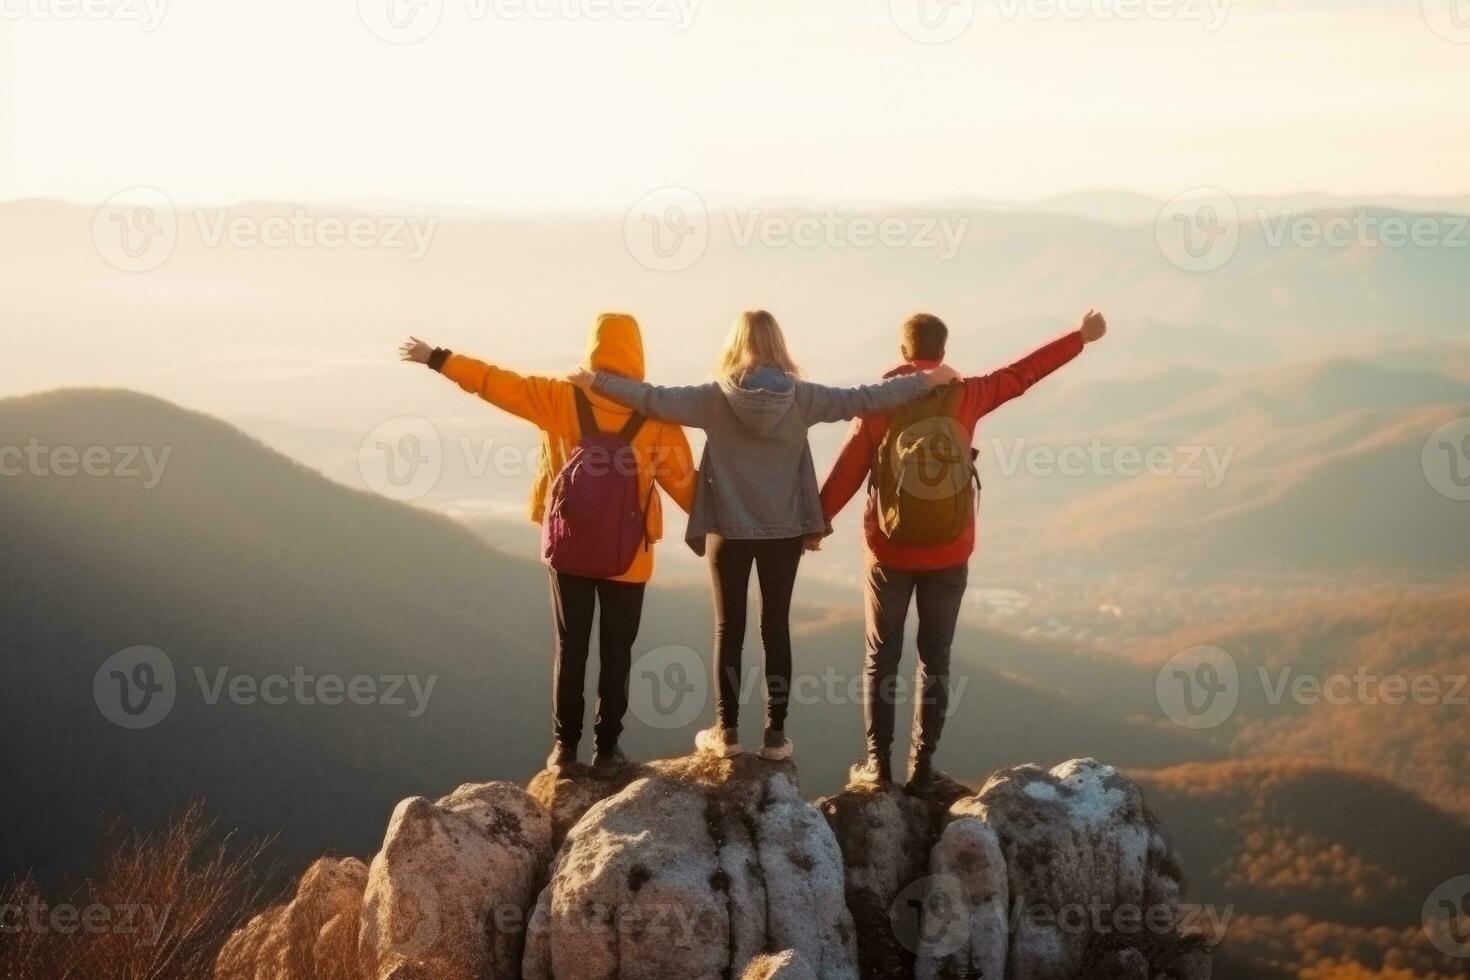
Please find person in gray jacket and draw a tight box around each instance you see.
[570,310,958,762]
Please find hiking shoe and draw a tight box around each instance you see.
[906,760,955,797]
[592,745,632,771]
[757,728,794,762]
[695,726,743,758]
[849,756,894,786]
[546,743,578,773]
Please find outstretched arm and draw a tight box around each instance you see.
[960,311,1104,420]
[569,369,721,429]
[400,336,562,427]
[797,365,960,426]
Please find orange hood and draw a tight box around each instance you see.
[588,313,646,381]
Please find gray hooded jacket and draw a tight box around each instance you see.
[593,365,928,553]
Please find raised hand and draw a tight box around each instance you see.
[1080,309,1107,344]
[567,367,595,391]
[399,336,432,363]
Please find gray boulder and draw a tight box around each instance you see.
[523,754,858,980]
[358,781,552,980]
[917,759,1194,980]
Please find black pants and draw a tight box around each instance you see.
[708,534,805,733]
[549,571,646,753]
[863,561,968,763]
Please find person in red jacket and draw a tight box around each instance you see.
[819,309,1108,793]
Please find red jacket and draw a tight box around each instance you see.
[819,331,1085,571]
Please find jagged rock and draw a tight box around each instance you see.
[358,781,552,980]
[527,763,650,847]
[918,759,1190,980]
[818,784,954,980]
[522,754,859,980]
[743,949,818,979]
[213,857,368,980]
[914,797,1009,980]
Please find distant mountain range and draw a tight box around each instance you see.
[1136,759,1470,977]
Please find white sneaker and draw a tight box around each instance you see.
[695,726,743,758]
[758,728,794,762]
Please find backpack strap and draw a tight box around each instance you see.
[573,388,600,438]
[617,411,648,443]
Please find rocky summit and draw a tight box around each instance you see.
[213,755,1210,980]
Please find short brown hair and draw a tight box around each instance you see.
[901,313,948,362]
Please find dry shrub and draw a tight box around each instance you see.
[0,802,273,980]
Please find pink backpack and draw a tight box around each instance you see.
[541,390,654,579]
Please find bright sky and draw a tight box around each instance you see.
[1,0,1467,209]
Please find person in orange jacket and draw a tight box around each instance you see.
[400,314,697,773]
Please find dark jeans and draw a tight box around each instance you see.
[863,561,969,763]
[708,534,805,733]
[549,570,647,753]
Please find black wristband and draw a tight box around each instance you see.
[427,347,452,372]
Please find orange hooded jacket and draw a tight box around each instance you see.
[436,313,697,584]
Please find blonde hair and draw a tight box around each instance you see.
[716,310,801,384]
